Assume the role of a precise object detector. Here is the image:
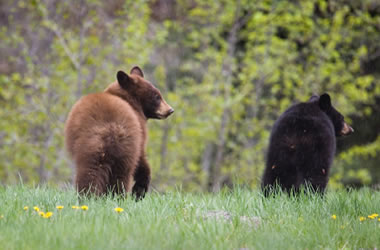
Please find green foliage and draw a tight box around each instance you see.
[0,0,379,190]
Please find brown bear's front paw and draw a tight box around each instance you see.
[132,184,148,201]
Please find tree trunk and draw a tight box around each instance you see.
[159,121,170,174]
[207,3,250,192]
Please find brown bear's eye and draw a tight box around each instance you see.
[155,94,161,101]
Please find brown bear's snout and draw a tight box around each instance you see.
[340,122,354,136]
[168,108,174,115]
[156,100,174,119]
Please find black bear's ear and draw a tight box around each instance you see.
[130,66,144,78]
[308,94,319,102]
[319,93,331,111]
[117,70,131,89]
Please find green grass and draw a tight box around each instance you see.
[0,185,379,250]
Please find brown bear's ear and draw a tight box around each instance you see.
[130,66,144,78]
[319,93,331,111]
[117,70,131,89]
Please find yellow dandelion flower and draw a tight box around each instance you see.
[56,205,64,210]
[378,218,380,222]
[43,212,53,218]
[359,216,366,222]
[331,215,337,220]
[114,207,124,213]
[23,206,29,211]
[72,206,79,209]
[39,211,45,217]
[368,213,378,219]
[0,215,3,219]
[81,205,88,211]
[33,206,40,212]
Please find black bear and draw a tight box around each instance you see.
[261,93,353,195]
[64,66,174,199]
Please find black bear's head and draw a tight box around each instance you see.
[318,93,354,137]
[114,66,174,119]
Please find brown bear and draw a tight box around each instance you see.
[64,66,174,199]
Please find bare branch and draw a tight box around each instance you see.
[49,23,80,70]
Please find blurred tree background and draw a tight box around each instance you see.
[0,0,379,192]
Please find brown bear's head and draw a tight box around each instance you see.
[107,66,174,119]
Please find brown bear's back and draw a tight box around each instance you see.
[65,92,143,190]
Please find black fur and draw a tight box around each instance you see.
[261,93,352,195]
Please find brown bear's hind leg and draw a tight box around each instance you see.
[108,168,134,197]
[75,164,111,196]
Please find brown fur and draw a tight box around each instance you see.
[64,66,173,198]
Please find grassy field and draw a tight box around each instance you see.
[0,185,379,250]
